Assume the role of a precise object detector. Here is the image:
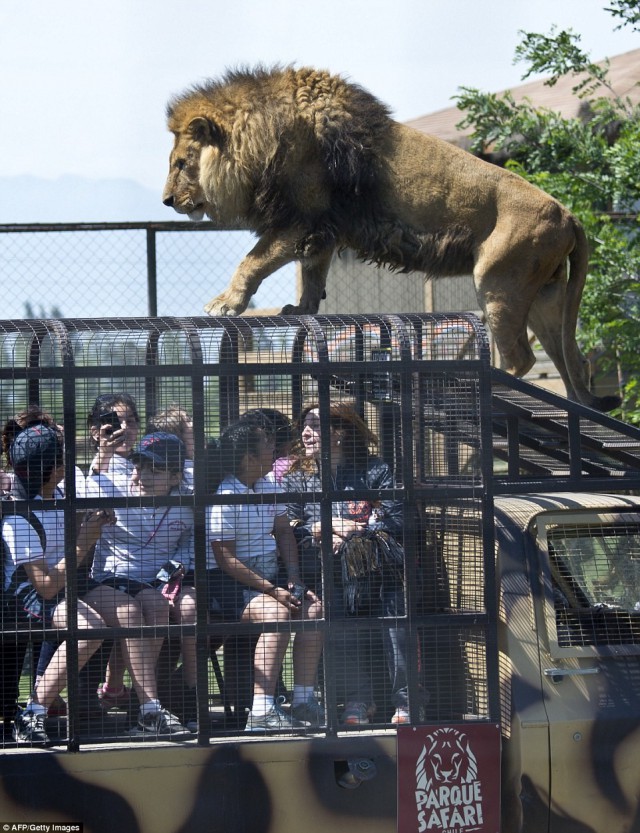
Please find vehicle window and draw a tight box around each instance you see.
[548,524,640,613]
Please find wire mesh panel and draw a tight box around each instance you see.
[538,512,640,656]
[0,313,497,750]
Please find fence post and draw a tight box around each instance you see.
[146,228,158,317]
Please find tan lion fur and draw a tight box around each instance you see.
[163,65,618,411]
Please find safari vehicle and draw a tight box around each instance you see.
[0,313,639,833]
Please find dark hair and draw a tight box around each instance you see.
[205,420,269,493]
[87,393,140,448]
[10,425,64,499]
[289,402,377,473]
[241,408,292,455]
[2,405,57,467]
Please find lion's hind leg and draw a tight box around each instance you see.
[526,276,583,400]
[473,271,536,378]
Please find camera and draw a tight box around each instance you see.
[99,410,122,434]
[156,560,184,583]
[289,583,306,603]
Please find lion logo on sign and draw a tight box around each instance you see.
[416,727,478,791]
[163,65,618,411]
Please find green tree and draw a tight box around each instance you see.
[454,3,640,421]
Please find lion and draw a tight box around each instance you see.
[163,65,619,411]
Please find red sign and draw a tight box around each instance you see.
[397,723,501,833]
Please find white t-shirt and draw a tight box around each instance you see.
[206,474,284,569]
[88,462,193,584]
[2,498,65,591]
[183,459,194,489]
[8,466,86,499]
[85,454,133,498]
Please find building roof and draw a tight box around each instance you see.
[405,47,640,147]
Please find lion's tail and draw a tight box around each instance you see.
[564,218,620,412]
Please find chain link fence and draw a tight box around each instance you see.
[1,220,579,397]
[0,222,298,319]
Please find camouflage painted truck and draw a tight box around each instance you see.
[0,313,639,833]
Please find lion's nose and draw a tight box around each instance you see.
[163,196,174,207]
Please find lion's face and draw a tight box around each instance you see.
[163,109,256,227]
[163,127,208,221]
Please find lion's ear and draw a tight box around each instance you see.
[188,117,222,147]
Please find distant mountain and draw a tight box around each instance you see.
[0,175,169,223]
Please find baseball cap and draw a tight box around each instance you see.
[130,432,185,471]
[10,425,64,498]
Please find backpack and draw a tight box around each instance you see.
[0,497,48,625]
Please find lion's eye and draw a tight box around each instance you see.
[176,159,186,171]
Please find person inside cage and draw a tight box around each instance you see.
[86,392,141,487]
[205,415,324,731]
[241,408,295,484]
[85,395,195,738]
[2,404,87,498]
[2,424,114,745]
[147,404,195,488]
[1,405,88,724]
[282,402,413,726]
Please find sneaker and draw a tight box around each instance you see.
[13,709,50,745]
[341,702,372,725]
[97,682,132,711]
[172,684,197,726]
[291,696,325,727]
[28,694,67,718]
[245,700,310,732]
[130,707,192,739]
[391,707,410,725]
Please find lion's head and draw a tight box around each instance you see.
[163,75,287,228]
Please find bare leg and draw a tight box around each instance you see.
[243,595,291,699]
[103,642,126,690]
[176,587,197,688]
[31,600,104,709]
[292,597,324,687]
[84,586,164,706]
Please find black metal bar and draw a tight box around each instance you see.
[146,228,158,318]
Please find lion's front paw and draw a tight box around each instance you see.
[204,294,245,317]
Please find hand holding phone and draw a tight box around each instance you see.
[99,410,122,435]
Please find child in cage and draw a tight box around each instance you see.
[147,404,195,488]
[282,402,413,725]
[85,426,196,739]
[205,415,324,731]
[3,424,114,745]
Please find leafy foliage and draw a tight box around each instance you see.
[454,6,640,421]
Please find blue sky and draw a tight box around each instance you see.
[0,0,637,191]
